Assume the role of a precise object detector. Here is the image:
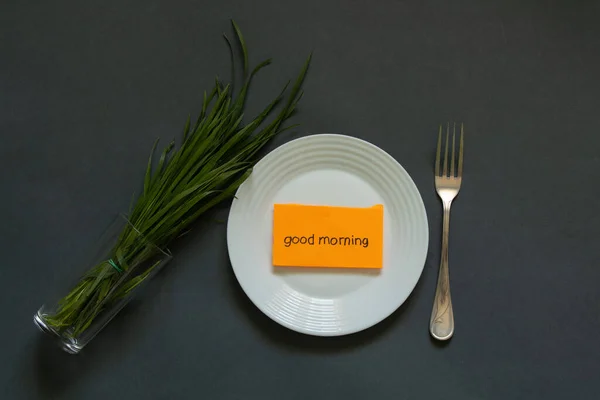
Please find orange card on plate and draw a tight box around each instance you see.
[272,204,384,269]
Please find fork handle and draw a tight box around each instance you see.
[430,201,454,340]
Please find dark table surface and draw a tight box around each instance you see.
[2,0,600,399]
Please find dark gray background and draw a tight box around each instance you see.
[2,0,599,399]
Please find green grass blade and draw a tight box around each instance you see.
[231,19,248,78]
[223,34,236,94]
[182,114,191,141]
[144,139,160,196]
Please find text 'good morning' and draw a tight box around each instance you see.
[283,234,369,248]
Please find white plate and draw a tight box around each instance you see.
[227,134,428,336]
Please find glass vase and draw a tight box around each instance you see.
[33,214,172,354]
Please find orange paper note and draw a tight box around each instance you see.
[272,204,384,269]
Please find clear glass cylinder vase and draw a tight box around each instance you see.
[33,214,172,354]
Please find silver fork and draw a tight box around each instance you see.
[430,122,464,341]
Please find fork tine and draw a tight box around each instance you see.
[443,123,449,177]
[435,125,442,176]
[451,123,456,177]
[458,123,464,177]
